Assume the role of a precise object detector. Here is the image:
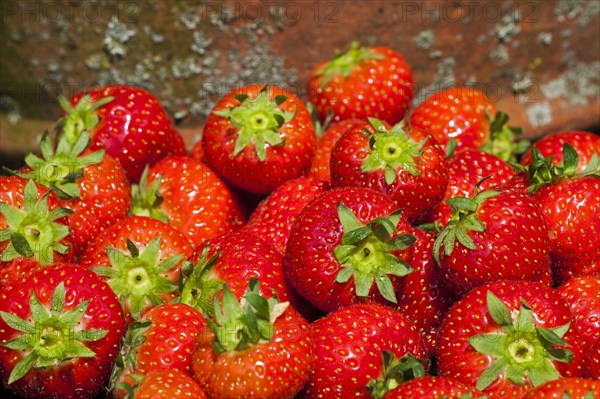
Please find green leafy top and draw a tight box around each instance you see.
[480,111,530,163]
[0,282,108,384]
[58,94,114,149]
[361,118,426,185]
[468,291,573,391]
[334,203,415,304]
[365,351,426,399]
[314,41,384,87]
[129,166,168,223]
[0,179,72,265]
[208,278,288,354]
[109,319,152,395]
[213,86,295,161]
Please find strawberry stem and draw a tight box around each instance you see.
[315,41,384,87]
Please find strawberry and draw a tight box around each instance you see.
[0,177,73,273]
[308,42,413,125]
[522,131,600,173]
[521,377,600,399]
[587,341,600,379]
[382,376,484,399]
[191,279,313,399]
[80,216,193,320]
[299,303,427,399]
[65,84,186,182]
[434,148,515,225]
[0,264,125,399]
[19,131,131,259]
[202,84,316,194]
[309,118,363,182]
[284,187,417,312]
[130,156,245,247]
[526,143,600,283]
[433,185,552,295]
[242,176,329,254]
[111,303,206,398]
[437,280,586,398]
[126,369,207,399]
[330,118,448,223]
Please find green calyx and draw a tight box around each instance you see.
[177,246,225,317]
[19,130,105,200]
[212,86,294,161]
[0,282,108,384]
[208,277,288,354]
[108,319,152,394]
[315,41,384,87]
[0,179,73,265]
[527,142,600,194]
[130,166,169,224]
[361,118,426,185]
[433,183,502,264]
[333,203,416,304]
[469,291,573,391]
[92,237,183,320]
[480,111,530,163]
[366,351,426,399]
[58,94,114,148]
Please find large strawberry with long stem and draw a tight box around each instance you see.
[284,187,416,313]
[330,118,448,223]
[0,264,125,399]
[202,84,316,194]
[191,278,313,399]
[130,156,245,247]
[437,280,586,398]
[308,42,413,125]
[64,85,186,182]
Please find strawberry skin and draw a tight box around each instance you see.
[0,264,125,399]
[133,369,207,399]
[300,303,427,399]
[521,377,600,399]
[68,84,186,182]
[587,341,600,379]
[308,43,413,125]
[522,131,600,173]
[384,376,483,399]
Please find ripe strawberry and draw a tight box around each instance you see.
[19,131,131,259]
[330,118,448,223]
[242,176,329,254]
[284,187,417,313]
[127,369,207,399]
[522,131,600,173]
[299,303,427,399]
[191,279,313,399]
[0,264,125,399]
[309,118,363,182]
[587,341,600,379]
[0,177,73,272]
[65,84,186,182]
[308,42,413,125]
[382,376,484,399]
[521,377,600,399]
[437,280,586,399]
[434,148,515,225]
[130,156,245,247]
[80,216,193,320]
[202,84,316,194]
[433,186,552,295]
[111,303,206,398]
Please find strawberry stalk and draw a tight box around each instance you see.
[333,203,415,304]
[366,351,426,399]
[58,94,114,149]
[480,111,530,163]
[314,41,384,87]
[130,166,169,223]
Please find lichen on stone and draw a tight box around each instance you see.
[412,57,456,107]
[527,101,553,127]
[414,30,435,51]
[103,17,136,57]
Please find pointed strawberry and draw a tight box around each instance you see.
[124,369,208,399]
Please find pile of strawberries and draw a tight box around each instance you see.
[1,43,599,399]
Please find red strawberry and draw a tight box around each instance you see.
[434,148,515,225]
[242,176,329,254]
[128,369,207,399]
[309,118,363,182]
[0,177,73,273]
[308,42,413,125]
[433,186,552,295]
[521,377,600,399]
[0,264,125,399]
[191,279,313,399]
[299,303,427,399]
[130,156,245,247]
[19,132,131,259]
[522,131,600,173]
[80,216,193,320]
[284,187,417,313]
[65,84,186,182]
[382,376,484,399]
[190,139,205,163]
[330,118,448,223]
[437,280,586,399]
[202,84,316,194]
[587,341,600,379]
